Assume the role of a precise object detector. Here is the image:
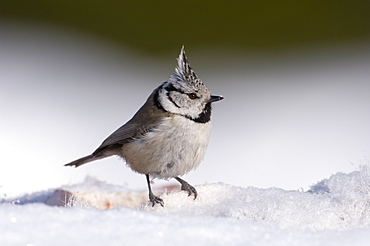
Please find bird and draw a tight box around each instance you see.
[65,46,223,207]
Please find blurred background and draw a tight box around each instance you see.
[1,1,370,196]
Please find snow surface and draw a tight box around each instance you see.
[2,166,370,246]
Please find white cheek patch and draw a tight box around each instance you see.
[159,88,205,120]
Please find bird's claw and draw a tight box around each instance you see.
[180,182,198,200]
[149,193,164,207]
[175,177,198,200]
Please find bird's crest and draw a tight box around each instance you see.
[170,46,205,90]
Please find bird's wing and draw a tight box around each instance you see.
[94,121,153,151]
[92,90,171,156]
[92,116,157,156]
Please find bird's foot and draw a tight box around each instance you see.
[148,193,164,207]
[175,177,198,200]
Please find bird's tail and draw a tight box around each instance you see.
[64,155,102,168]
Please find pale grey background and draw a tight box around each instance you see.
[1,24,369,196]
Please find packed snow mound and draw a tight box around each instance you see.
[147,168,370,230]
[10,166,370,231]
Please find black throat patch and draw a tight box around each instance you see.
[189,103,212,124]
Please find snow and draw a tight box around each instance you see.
[2,166,370,245]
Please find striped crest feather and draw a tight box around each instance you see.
[170,46,205,91]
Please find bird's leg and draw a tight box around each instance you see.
[146,174,164,207]
[175,177,198,200]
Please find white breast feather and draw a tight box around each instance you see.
[121,115,211,179]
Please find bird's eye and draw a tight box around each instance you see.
[188,93,197,99]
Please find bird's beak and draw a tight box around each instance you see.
[207,95,224,104]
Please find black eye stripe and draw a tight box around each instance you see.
[165,83,176,91]
[166,84,199,99]
[165,83,184,93]
[166,83,199,96]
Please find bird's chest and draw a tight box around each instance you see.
[121,116,212,178]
